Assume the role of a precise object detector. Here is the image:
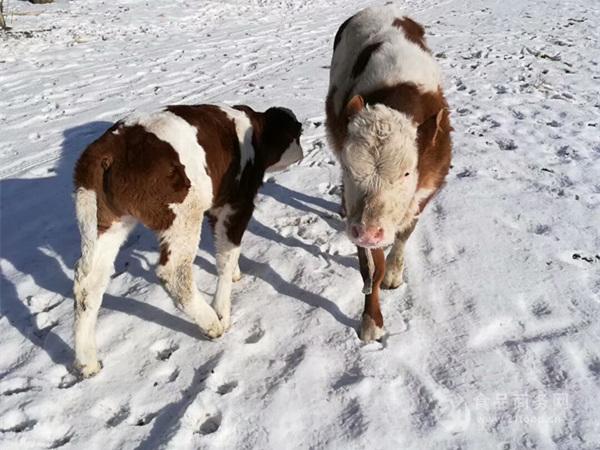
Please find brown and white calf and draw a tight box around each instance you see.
[325,6,452,341]
[73,104,303,376]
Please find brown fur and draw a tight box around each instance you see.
[392,17,429,52]
[325,86,347,155]
[74,123,190,234]
[358,247,386,328]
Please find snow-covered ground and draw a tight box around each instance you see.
[1,0,600,448]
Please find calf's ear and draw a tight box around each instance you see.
[432,108,450,145]
[345,95,365,117]
[418,108,450,149]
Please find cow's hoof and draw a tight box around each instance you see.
[202,317,224,339]
[75,360,102,378]
[359,315,384,342]
[204,323,224,339]
[232,265,242,283]
[382,264,404,290]
[218,314,232,332]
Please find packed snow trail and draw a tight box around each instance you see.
[1,0,599,449]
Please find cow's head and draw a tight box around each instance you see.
[340,96,419,248]
[261,107,304,172]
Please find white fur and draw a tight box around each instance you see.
[126,111,222,337]
[360,314,384,341]
[156,188,223,338]
[219,106,255,175]
[127,110,213,205]
[383,237,407,289]
[330,6,442,115]
[414,187,435,208]
[266,139,303,172]
[211,204,241,330]
[341,104,419,247]
[74,189,137,377]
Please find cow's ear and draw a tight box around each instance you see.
[345,95,365,117]
[418,108,449,151]
[432,108,449,145]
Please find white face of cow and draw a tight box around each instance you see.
[341,104,419,248]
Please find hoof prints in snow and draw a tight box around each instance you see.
[197,413,222,435]
[216,381,238,395]
[0,419,37,434]
[245,326,265,344]
[542,353,569,390]
[106,405,131,428]
[152,340,180,361]
[49,433,74,449]
[135,412,159,427]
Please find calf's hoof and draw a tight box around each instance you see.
[202,319,225,339]
[218,314,232,332]
[359,314,384,342]
[382,264,404,290]
[74,360,102,378]
[232,265,242,283]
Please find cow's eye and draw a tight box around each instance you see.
[404,172,410,177]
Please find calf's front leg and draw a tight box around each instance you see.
[211,205,250,331]
[357,247,386,341]
[382,220,417,290]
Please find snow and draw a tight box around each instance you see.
[1,0,600,448]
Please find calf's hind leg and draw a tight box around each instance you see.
[74,217,135,377]
[156,196,223,339]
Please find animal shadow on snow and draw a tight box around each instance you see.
[0,121,357,371]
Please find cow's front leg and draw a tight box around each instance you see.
[383,220,417,289]
[357,247,386,341]
[211,205,250,331]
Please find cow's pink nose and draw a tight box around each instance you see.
[351,225,384,245]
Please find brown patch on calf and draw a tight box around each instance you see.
[159,242,170,265]
[74,123,191,235]
[416,107,452,211]
[358,247,386,328]
[352,42,383,78]
[325,86,347,155]
[392,16,429,52]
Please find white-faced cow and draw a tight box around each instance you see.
[73,104,303,377]
[325,6,452,341]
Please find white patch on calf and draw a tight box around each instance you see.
[219,106,255,176]
[211,204,241,330]
[156,188,223,338]
[360,314,384,341]
[414,187,435,204]
[266,139,303,172]
[73,198,137,376]
[126,111,213,208]
[330,5,442,115]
